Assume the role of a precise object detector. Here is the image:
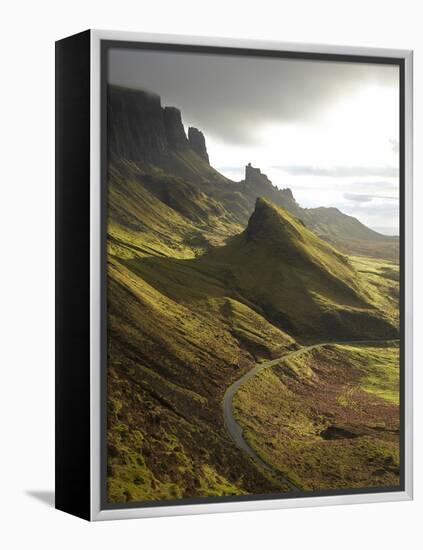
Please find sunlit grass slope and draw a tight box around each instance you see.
[234,342,400,490]
[131,198,398,343]
[107,257,295,501]
[106,158,399,502]
[107,183,298,500]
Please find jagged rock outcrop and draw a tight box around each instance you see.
[163,107,190,151]
[188,127,209,164]
[245,163,273,187]
[108,85,212,165]
[107,85,392,252]
[243,163,301,216]
[281,188,294,201]
[108,86,168,163]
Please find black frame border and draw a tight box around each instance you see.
[55,29,92,520]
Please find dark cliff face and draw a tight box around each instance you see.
[245,163,273,187]
[108,85,210,164]
[107,86,386,247]
[108,86,169,163]
[188,127,209,164]
[163,107,190,151]
[243,163,300,215]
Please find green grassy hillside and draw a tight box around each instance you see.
[105,86,400,503]
[207,199,399,341]
[107,195,299,500]
[107,192,399,501]
[131,198,397,344]
[233,342,400,490]
[107,261,295,502]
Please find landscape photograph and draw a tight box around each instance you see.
[104,46,401,504]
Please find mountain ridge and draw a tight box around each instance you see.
[107,84,397,260]
[125,197,398,344]
[196,198,397,341]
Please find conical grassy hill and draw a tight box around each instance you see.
[129,198,398,343]
[199,198,398,341]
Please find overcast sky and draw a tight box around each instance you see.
[109,48,400,235]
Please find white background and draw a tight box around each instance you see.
[0,1,421,548]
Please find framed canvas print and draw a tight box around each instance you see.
[55,29,413,521]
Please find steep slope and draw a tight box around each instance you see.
[108,85,230,187]
[204,198,398,340]
[241,163,386,241]
[131,199,398,344]
[108,159,243,257]
[107,188,299,500]
[238,163,398,262]
[188,127,209,163]
[107,197,398,501]
[108,85,168,163]
[107,254,296,502]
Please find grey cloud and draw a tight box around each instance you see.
[344,193,373,203]
[341,199,399,215]
[344,192,398,202]
[285,180,396,194]
[275,165,399,178]
[351,180,397,191]
[108,48,399,145]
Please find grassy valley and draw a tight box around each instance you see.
[233,342,400,490]
[106,85,401,503]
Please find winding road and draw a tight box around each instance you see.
[222,338,399,491]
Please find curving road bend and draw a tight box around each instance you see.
[222,338,399,492]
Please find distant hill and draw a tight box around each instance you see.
[201,198,398,340]
[238,163,394,248]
